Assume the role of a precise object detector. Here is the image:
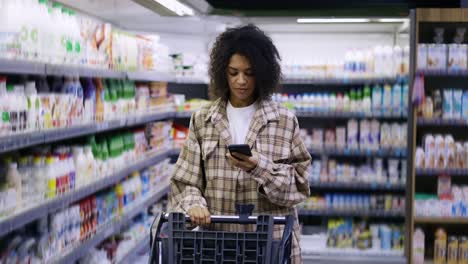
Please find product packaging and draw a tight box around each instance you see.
[417,44,428,70]
[448,44,468,71]
[336,127,346,149]
[444,135,456,168]
[443,89,454,119]
[435,135,445,169]
[425,135,436,169]
[456,143,465,169]
[413,228,425,264]
[453,89,463,119]
[380,123,391,149]
[438,175,452,199]
[311,129,324,149]
[391,123,401,149]
[447,236,458,264]
[325,129,336,149]
[359,120,370,150]
[423,96,434,118]
[370,120,380,151]
[433,90,443,118]
[428,44,447,70]
[434,228,448,264]
[392,84,402,114]
[347,119,359,150]
[383,84,393,113]
[463,91,468,120]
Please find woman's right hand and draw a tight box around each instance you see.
[187,206,211,225]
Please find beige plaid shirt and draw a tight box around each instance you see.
[170,98,311,263]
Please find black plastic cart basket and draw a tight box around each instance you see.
[148,206,294,264]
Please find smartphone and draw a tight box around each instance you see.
[228,144,252,157]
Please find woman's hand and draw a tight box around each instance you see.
[226,151,259,172]
[187,206,211,225]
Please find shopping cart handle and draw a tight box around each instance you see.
[162,213,287,224]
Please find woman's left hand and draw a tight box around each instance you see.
[226,151,259,172]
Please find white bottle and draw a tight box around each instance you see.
[25,81,40,132]
[32,156,45,203]
[50,3,65,64]
[84,146,96,180]
[7,163,22,210]
[18,157,32,205]
[0,77,7,135]
[73,147,87,187]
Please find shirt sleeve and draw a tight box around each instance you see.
[169,113,207,213]
[250,116,311,207]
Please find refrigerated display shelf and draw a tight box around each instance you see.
[414,217,468,224]
[295,111,407,120]
[0,112,173,154]
[51,183,170,264]
[416,69,468,77]
[174,111,194,118]
[116,236,150,264]
[127,71,175,82]
[417,118,468,127]
[298,209,404,218]
[302,251,405,264]
[0,149,172,237]
[309,182,406,192]
[45,64,125,78]
[415,168,468,176]
[308,148,407,158]
[0,59,45,74]
[282,76,403,85]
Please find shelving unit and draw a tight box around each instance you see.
[407,8,468,264]
[298,209,404,218]
[302,252,406,264]
[0,112,173,154]
[309,182,406,192]
[308,148,407,158]
[116,236,150,264]
[0,149,172,237]
[50,183,170,264]
[282,76,404,85]
[295,111,407,120]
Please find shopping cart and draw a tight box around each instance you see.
[148,205,294,264]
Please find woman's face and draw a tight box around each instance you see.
[226,53,256,107]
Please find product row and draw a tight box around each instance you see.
[301,120,407,152]
[283,45,409,79]
[0,162,172,263]
[415,134,468,169]
[0,0,160,71]
[274,83,409,116]
[0,121,173,217]
[413,228,468,264]
[326,218,404,251]
[417,87,468,120]
[415,176,468,218]
[0,76,173,136]
[299,193,405,212]
[309,158,406,186]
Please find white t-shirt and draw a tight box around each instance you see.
[226,100,257,144]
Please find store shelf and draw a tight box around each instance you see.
[0,59,46,74]
[417,69,468,77]
[295,111,407,120]
[302,251,405,264]
[127,71,175,82]
[282,76,402,85]
[45,64,125,78]
[0,150,172,237]
[174,76,208,84]
[174,111,194,118]
[415,168,468,176]
[116,236,150,264]
[414,217,468,224]
[298,209,404,218]
[417,118,468,127]
[308,148,406,158]
[309,182,406,192]
[0,112,173,154]
[52,183,170,264]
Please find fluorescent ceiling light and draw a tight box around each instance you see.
[297,18,370,23]
[377,18,407,23]
[155,0,194,16]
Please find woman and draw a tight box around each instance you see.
[170,24,311,263]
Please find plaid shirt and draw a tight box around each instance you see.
[170,98,311,263]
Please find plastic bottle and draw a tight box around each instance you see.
[7,163,22,209]
[18,157,32,205]
[68,153,76,191]
[25,81,40,132]
[73,147,86,187]
[32,156,45,203]
[45,156,56,199]
[50,3,65,64]
[83,78,96,124]
[0,76,8,135]
[363,85,372,114]
[84,146,96,180]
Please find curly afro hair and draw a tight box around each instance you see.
[208,24,281,102]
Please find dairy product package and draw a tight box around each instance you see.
[435,135,445,169]
[456,143,465,169]
[311,129,324,149]
[392,84,402,114]
[347,119,359,150]
[425,135,436,168]
[463,91,468,120]
[428,44,447,70]
[448,44,467,71]
[444,135,456,168]
[372,85,383,113]
[453,89,463,119]
[443,89,454,119]
[359,120,370,150]
[370,120,380,151]
[391,123,401,149]
[380,123,391,149]
[325,129,336,149]
[417,44,428,70]
[415,147,425,168]
[336,127,346,149]
[383,84,393,113]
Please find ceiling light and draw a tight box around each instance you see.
[297,18,370,23]
[377,18,408,23]
[132,0,194,16]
